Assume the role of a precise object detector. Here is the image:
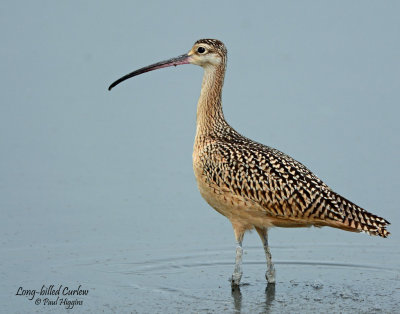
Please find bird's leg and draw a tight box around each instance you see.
[232,239,243,285]
[255,227,275,284]
[231,226,245,286]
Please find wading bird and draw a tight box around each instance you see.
[108,39,390,286]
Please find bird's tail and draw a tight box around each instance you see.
[333,193,390,238]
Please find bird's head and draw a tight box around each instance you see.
[187,39,227,68]
[108,39,226,90]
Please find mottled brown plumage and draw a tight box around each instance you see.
[191,39,389,238]
[109,38,390,286]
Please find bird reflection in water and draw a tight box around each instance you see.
[231,284,276,313]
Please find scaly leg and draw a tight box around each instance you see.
[231,225,245,286]
[255,227,275,284]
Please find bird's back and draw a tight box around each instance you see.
[193,124,390,237]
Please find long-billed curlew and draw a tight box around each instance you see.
[109,39,390,286]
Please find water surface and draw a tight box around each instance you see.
[1,1,399,313]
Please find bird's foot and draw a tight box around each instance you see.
[266,266,276,284]
[231,271,242,286]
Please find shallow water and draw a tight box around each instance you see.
[2,199,399,313]
[1,1,400,313]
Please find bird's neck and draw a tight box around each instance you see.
[195,63,227,137]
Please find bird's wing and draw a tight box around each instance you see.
[204,140,345,221]
[202,137,389,236]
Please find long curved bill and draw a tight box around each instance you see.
[108,54,190,90]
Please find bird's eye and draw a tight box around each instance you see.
[197,46,206,54]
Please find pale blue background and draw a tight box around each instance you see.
[1,1,399,312]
